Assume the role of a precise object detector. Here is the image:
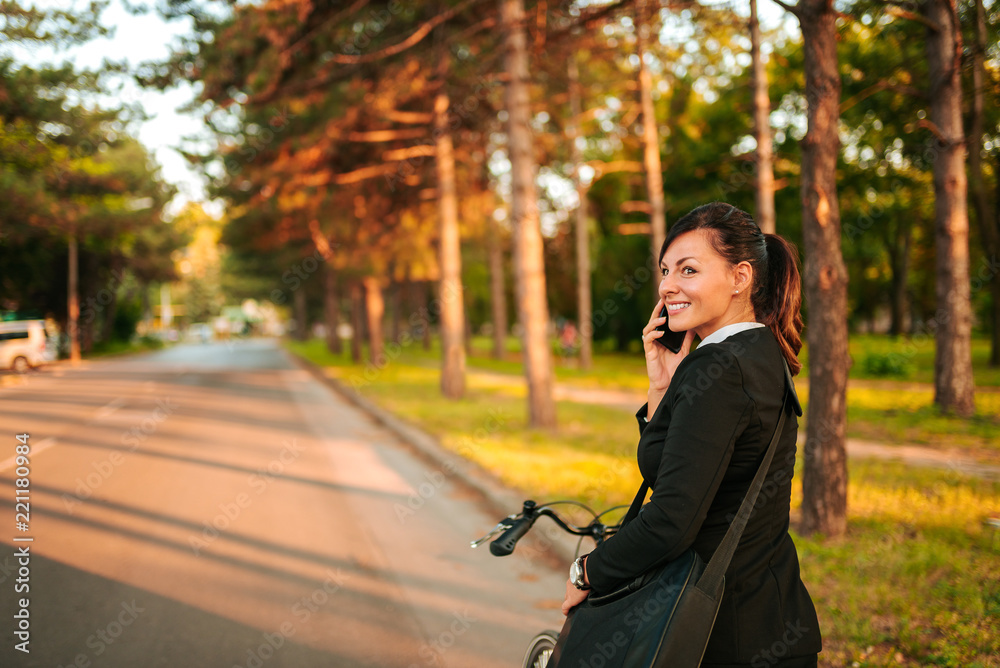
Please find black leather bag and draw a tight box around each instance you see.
[548,362,798,668]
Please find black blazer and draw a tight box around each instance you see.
[584,327,822,665]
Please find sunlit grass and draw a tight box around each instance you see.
[795,461,1000,667]
[289,335,1000,456]
[795,384,1000,457]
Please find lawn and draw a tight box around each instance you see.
[312,333,1000,457]
[286,335,1000,667]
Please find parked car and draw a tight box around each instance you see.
[0,320,52,373]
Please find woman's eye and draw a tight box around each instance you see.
[660,267,669,277]
[681,266,696,275]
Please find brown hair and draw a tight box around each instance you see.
[659,202,804,375]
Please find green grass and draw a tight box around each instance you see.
[794,461,1000,667]
[288,336,1000,666]
[307,334,1000,456]
[801,333,1000,387]
[88,335,166,358]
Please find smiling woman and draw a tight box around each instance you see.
[562,202,822,668]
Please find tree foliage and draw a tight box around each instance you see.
[0,0,182,346]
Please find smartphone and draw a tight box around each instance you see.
[655,305,687,353]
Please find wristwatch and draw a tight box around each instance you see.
[569,556,591,590]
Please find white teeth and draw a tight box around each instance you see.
[667,303,690,312]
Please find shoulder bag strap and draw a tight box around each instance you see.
[694,359,798,594]
[622,480,650,526]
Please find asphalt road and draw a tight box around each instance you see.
[0,339,568,667]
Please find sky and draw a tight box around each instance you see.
[21,0,211,216]
[25,0,793,220]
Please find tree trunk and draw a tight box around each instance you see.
[888,216,912,337]
[925,0,975,417]
[568,56,593,371]
[499,0,557,428]
[487,199,508,360]
[391,281,402,344]
[434,75,467,399]
[636,0,666,258]
[750,0,776,234]
[422,281,432,351]
[482,144,508,360]
[350,282,363,362]
[796,0,849,538]
[68,224,80,363]
[293,286,308,341]
[970,0,999,367]
[100,263,120,344]
[324,263,342,354]
[992,149,1000,367]
[363,276,384,366]
[464,297,473,356]
[141,283,151,337]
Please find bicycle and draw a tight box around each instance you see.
[471,499,627,668]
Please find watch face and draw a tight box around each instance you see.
[570,559,582,585]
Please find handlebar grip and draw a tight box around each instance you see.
[489,516,535,556]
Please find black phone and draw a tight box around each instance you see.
[655,306,687,353]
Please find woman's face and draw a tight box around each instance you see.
[658,229,752,339]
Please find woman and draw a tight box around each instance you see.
[561,203,822,667]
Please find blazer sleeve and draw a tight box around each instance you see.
[635,404,651,434]
[585,348,754,593]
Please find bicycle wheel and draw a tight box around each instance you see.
[522,629,559,668]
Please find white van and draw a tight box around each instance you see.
[0,320,51,373]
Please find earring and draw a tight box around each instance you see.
[733,289,740,294]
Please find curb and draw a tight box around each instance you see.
[286,348,584,568]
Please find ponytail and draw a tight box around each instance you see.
[660,202,804,375]
[754,235,803,376]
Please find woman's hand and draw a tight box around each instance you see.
[642,298,695,414]
[562,579,590,616]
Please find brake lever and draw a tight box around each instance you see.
[470,517,516,548]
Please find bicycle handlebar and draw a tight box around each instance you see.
[472,499,623,557]
[489,514,537,556]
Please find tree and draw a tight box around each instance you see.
[0,4,178,356]
[922,0,975,417]
[967,0,999,367]
[567,55,593,370]
[635,0,666,259]
[499,0,557,428]
[434,47,467,399]
[750,0,776,234]
[775,0,849,538]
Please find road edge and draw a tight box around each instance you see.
[284,347,583,567]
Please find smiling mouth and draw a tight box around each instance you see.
[667,303,690,312]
